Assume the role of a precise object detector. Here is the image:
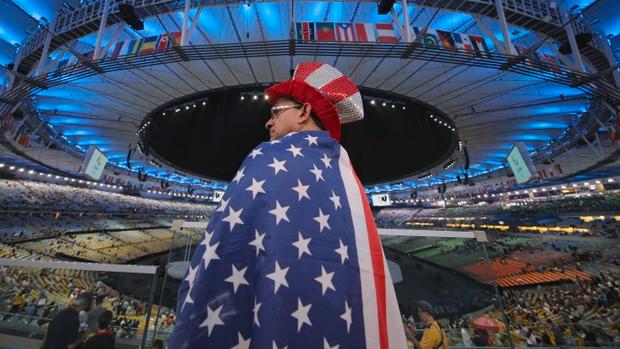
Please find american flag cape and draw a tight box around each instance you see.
[169,130,407,349]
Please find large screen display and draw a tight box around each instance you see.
[507,143,537,184]
[371,193,392,207]
[81,146,108,180]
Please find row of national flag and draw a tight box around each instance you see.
[54,31,182,75]
[51,23,565,77]
[297,21,567,68]
[296,22,493,57]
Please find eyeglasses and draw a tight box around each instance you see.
[270,104,301,119]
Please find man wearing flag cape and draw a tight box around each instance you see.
[169,62,407,348]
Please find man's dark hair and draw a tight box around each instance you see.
[310,113,325,130]
[75,292,93,309]
[95,295,105,305]
[284,96,325,131]
[152,339,164,349]
[416,300,434,316]
[98,310,113,330]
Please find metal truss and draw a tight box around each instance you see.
[15,0,613,78]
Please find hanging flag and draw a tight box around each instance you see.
[352,22,376,42]
[156,34,170,52]
[420,29,440,47]
[453,33,473,55]
[376,23,398,43]
[335,23,355,42]
[110,41,125,59]
[542,53,560,73]
[436,30,455,49]
[140,35,159,55]
[470,35,490,57]
[169,31,183,47]
[124,39,143,56]
[316,22,336,41]
[296,22,315,41]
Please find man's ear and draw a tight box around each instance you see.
[298,103,312,123]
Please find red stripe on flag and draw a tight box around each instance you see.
[353,23,367,41]
[352,171,388,349]
[294,62,324,81]
[320,76,358,103]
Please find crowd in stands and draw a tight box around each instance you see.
[0,243,173,343]
[454,270,620,347]
[0,179,214,216]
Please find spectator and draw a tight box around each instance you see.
[83,310,115,349]
[410,300,448,349]
[87,295,107,332]
[151,339,165,349]
[42,292,93,349]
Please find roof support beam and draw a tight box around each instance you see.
[99,24,126,60]
[35,17,56,76]
[181,0,192,46]
[187,6,204,43]
[560,3,585,73]
[474,15,507,55]
[494,0,516,55]
[94,0,112,60]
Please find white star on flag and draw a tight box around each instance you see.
[291,179,310,201]
[292,232,312,259]
[323,338,339,349]
[201,230,215,247]
[320,153,332,168]
[314,265,336,295]
[340,301,352,333]
[313,208,331,232]
[329,190,341,210]
[268,157,288,175]
[291,297,312,332]
[286,144,304,157]
[199,304,224,336]
[272,341,288,349]
[304,134,318,146]
[269,200,290,225]
[215,197,229,212]
[202,241,220,270]
[225,265,249,293]
[231,332,251,349]
[266,261,289,294]
[249,147,263,159]
[323,337,340,349]
[335,239,349,264]
[253,298,261,327]
[181,263,199,310]
[232,167,245,184]
[310,164,324,182]
[222,206,244,231]
[248,229,266,256]
[245,177,266,199]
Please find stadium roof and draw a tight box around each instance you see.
[0,0,618,193]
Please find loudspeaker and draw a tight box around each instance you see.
[377,0,396,14]
[558,33,593,54]
[118,4,144,30]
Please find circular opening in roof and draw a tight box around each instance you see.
[140,85,457,184]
